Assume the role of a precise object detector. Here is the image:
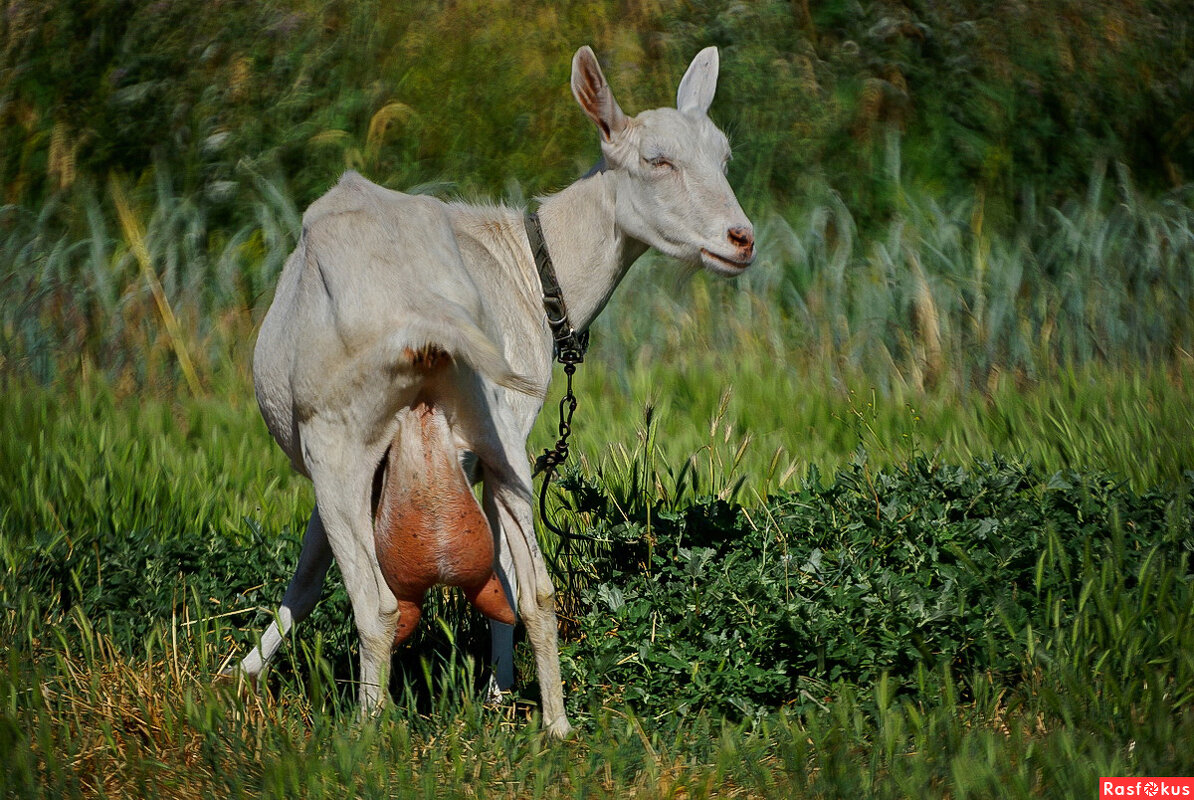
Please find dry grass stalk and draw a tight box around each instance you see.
[109,175,203,396]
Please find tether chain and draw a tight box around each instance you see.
[524,211,595,545]
[533,355,588,540]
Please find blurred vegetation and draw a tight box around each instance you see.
[2,0,1193,396]
[4,0,1192,209]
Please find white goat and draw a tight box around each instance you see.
[232,45,754,739]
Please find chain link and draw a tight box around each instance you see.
[533,356,594,542]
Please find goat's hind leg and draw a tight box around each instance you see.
[302,425,401,713]
[225,506,333,680]
[483,495,518,700]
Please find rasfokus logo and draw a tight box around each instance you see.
[1101,778,1194,797]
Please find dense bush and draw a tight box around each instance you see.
[558,455,1193,721]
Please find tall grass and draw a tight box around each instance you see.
[5,151,1194,401]
[600,154,1194,391]
[9,606,1187,799]
[0,161,298,390]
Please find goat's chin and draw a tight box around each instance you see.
[699,248,752,277]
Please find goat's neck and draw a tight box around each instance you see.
[534,172,648,333]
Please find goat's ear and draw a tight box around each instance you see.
[571,45,628,142]
[676,46,719,116]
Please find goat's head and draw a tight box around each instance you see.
[571,45,754,276]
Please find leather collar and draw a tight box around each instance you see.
[524,211,589,364]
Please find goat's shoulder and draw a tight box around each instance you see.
[302,171,453,238]
[442,199,530,261]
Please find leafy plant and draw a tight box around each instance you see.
[559,454,1193,725]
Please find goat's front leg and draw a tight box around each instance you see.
[227,506,333,679]
[483,466,572,739]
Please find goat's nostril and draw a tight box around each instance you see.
[727,225,754,253]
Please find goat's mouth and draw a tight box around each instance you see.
[700,248,753,275]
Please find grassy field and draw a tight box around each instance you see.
[4,135,1194,800]
[2,359,1192,797]
[3,1,1194,795]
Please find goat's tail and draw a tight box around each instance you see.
[389,311,541,398]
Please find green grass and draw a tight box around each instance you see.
[3,358,1191,563]
[546,354,1194,501]
[2,370,1192,797]
[7,153,1194,408]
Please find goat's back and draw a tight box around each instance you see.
[252,172,534,473]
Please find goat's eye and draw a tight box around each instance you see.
[644,155,674,171]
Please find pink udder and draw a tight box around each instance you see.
[373,402,515,645]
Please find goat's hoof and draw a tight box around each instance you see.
[217,658,270,690]
[215,664,243,683]
[483,675,513,708]
[545,716,574,741]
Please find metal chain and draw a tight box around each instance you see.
[524,209,599,603]
[533,351,600,617]
[532,357,590,541]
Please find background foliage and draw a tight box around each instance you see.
[3,0,1194,393]
[5,0,1192,208]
